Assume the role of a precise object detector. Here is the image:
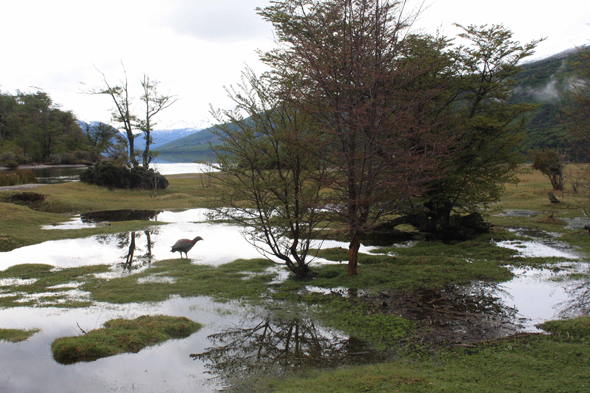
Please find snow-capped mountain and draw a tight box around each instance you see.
[77,119,211,150]
[153,117,213,132]
[148,127,205,149]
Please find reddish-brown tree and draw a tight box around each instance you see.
[259,0,454,275]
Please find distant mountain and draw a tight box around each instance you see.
[156,125,222,153]
[147,127,205,149]
[78,121,206,151]
[511,45,589,156]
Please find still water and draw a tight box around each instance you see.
[0,161,215,185]
[0,209,589,392]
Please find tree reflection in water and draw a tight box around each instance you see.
[376,282,521,345]
[95,229,158,270]
[191,316,381,388]
[558,276,590,318]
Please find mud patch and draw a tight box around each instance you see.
[357,285,520,348]
[0,191,46,209]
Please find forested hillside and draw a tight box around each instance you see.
[0,91,90,166]
[512,46,589,157]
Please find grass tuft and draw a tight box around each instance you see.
[0,328,40,343]
[51,315,202,364]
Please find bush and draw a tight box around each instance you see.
[531,150,564,190]
[80,161,168,190]
[0,170,37,186]
[0,151,31,167]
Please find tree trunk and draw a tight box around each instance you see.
[348,232,360,276]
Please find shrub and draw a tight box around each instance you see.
[531,150,564,191]
[48,154,62,164]
[0,170,37,186]
[79,161,168,190]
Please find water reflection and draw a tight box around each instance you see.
[494,227,580,260]
[28,165,87,184]
[0,297,258,393]
[95,229,157,270]
[2,217,275,270]
[0,162,216,187]
[558,275,590,318]
[191,315,379,389]
[372,283,521,345]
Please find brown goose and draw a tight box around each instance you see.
[171,236,203,258]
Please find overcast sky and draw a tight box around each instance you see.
[1,0,588,129]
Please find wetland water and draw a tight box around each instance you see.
[1,208,589,392]
[0,161,215,185]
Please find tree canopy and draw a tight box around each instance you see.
[0,90,87,165]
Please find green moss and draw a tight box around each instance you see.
[51,315,202,364]
[0,328,40,343]
[306,251,513,292]
[540,316,590,338]
[83,258,277,304]
[270,332,590,392]
[317,297,415,350]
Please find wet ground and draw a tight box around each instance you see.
[1,209,589,392]
[1,297,372,392]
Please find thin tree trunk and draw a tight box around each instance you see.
[348,232,360,276]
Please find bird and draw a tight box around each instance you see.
[171,236,203,258]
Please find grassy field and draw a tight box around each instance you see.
[1,168,589,391]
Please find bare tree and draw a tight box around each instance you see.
[90,64,138,166]
[136,74,177,168]
[211,68,330,277]
[86,65,176,168]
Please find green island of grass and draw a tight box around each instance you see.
[0,328,40,343]
[51,315,202,364]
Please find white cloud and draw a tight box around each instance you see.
[160,0,273,42]
[0,0,587,128]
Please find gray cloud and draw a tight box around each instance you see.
[161,1,273,42]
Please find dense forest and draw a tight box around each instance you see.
[0,90,127,167]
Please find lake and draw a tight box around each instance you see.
[0,161,216,185]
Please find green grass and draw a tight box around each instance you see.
[0,264,111,308]
[82,258,278,304]
[51,315,202,364]
[268,325,590,392]
[0,328,40,343]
